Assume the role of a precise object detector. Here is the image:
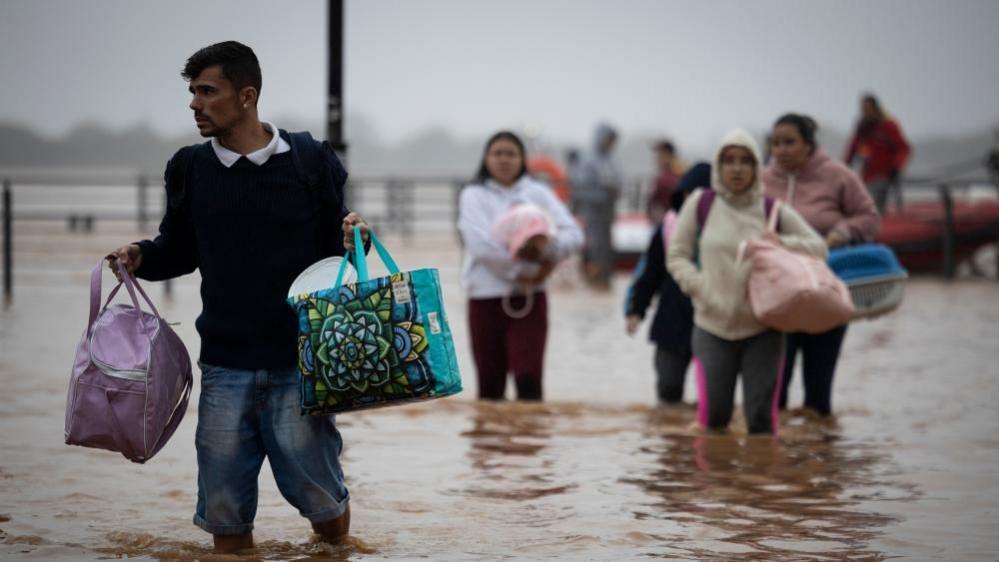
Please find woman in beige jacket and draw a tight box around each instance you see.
[667,129,825,434]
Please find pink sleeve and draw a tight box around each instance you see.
[832,166,881,242]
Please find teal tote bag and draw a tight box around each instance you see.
[288,228,463,414]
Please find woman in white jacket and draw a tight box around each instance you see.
[458,131,583,400]
[667,129,825,434]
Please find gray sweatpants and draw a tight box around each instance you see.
[692,327,785,434]
[577,201,616,283]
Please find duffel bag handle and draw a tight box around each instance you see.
[88,259,164,337]
[88,260,143,337]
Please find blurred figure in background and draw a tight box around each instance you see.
[564,148,583,212]
[844,93,911,213]
[646,140,681,224]
[667,130,825,434]
[988,128,999,189]
[458,131,583,401]
[624,162,710,406]
[574,123,623,290]
[764,113,880,416]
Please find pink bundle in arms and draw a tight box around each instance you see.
[740,201,854,334]
[491,203,555,258]
[490,202,555,319]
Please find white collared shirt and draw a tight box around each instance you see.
[457,175,583,299]
[210,122,291,168]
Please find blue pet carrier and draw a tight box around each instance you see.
[827,244,908,319]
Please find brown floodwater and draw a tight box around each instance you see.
[1,223,997,560]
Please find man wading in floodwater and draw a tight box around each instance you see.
[107,41,367,553]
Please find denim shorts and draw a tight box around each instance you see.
[193,362,349,535]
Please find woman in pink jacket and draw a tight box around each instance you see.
[763,113,880,416]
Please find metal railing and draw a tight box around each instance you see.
[0,172,474,303]
[3,179,10,306]
[2,170,997,303]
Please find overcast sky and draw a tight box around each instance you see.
[2,0,998,152]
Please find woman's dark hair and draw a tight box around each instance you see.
[475,130,529,183]
[182,41,262,101]
[774,113,819,150]
[861,93,885,119]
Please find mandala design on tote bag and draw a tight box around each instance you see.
[294,273,433,411]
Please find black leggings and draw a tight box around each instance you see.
[777,325,848,416]
[655,348,692,403]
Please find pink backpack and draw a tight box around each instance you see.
[65,260,193,463]
[738,201,854,333]
[661,209,678,255]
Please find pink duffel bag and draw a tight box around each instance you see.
[738,201,854,334]
[65,260,193,463]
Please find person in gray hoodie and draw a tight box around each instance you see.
[573,123,623,289]
[667,129,826,434]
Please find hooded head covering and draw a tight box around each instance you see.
[592,123,618,155]
[573,123,624,205]
[711,128,763,207]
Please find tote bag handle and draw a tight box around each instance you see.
[332,227,401,290]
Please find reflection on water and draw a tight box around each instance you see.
[460,402,570,501]
[0,395,956,560]
[624,408,916,559]
[447,401,915,560]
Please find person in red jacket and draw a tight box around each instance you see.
[843,94,911,213]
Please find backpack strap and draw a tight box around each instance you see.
[696,189,715,231]
[285,130,352,256]
[661,209,678,261]
[164,142,204,212]
[763,195,781,232]
[692,189,715,268]
[285,129,349,199]
[285,131,328,254]
[696,189,781,232]
[692,189,783,264]
[285,130,324,190]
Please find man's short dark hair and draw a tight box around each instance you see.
[182,41,262,99]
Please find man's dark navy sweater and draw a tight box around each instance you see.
[136,135,350,369]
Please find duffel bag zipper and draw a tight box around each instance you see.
[88,335,148,382]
